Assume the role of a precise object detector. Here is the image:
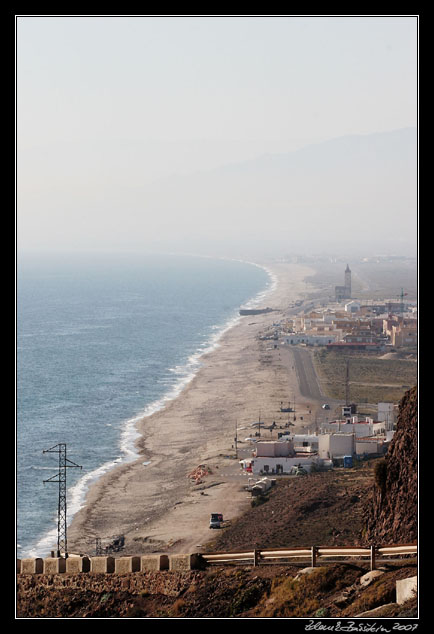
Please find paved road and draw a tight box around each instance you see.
[291,347,324,400]
[280,345,342,426]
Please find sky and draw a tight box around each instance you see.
[16,15,418,257]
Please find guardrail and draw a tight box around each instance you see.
[17,544,417,575]
[201,543,417,571]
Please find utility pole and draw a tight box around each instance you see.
[42,443,82,557]
[345,360,350,407]
[234,420,238,459]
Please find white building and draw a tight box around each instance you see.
[321,421,371,438]
[282,333,339,346]
[321,419,387,438]
[355,438,384,457]
[377,402,396,429]
[241,454,320,475]
[255,440,294,457]
[344,300,362,313]
[318,433,355,460]
[292,434,319,453]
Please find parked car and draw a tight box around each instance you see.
[209,513,223,529]
[322,403,330,409]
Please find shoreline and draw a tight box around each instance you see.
[64,260,318,556]
[22,255,273,559]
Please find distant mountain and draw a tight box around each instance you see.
[140,127,417,254]
[214,127,417,174]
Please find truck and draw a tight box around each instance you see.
[209,513,224,529]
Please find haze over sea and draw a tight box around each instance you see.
[16,252,272,558]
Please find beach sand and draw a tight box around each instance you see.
[67,261,321,556]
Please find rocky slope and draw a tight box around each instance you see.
[16,562,417,618]
[362,386,417,545]
[16,386,418,618]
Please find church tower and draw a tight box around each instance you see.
[345,264,351,298]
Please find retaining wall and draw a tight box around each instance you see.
[17,553,204,575]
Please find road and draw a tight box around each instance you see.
[279,344,343,427]
[291,346,323,400]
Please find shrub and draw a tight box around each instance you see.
[374,459,387,492]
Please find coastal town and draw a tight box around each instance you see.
[235,261,417,486]
[17,258,418,619]
[23,258,416,559]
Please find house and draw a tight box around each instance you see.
[344,327,377,344]
[390,322,417,348]
[321,418,388,438]
[241,454,320,475]
[240,440,319,475]
[292,434,319,453]
[344,300,361,313]
[355,437,385,457]
[282,333,339,346]
[254,440,294,458]
[318,433,355,460]
[377,402,396,429]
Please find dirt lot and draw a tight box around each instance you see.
[312,349,417,404]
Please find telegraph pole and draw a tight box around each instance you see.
[345,360,350,407]
[42,443,82,557]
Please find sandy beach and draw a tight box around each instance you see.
[67,261,321,557]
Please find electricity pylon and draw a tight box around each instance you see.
[42,443,82,557]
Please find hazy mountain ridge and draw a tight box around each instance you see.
[141,127,417,254]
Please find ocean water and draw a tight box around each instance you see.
[16,252,273,558]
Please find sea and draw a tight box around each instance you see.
[16,252,274,558]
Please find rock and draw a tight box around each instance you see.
[333,593,350,607]
[355,603,397,617]
[396,576,417,604]
[362,386,417,545]
[359,570,385,587]
[294,567,318,580]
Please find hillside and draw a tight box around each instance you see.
[205,461,375,553]
[17,561,417,618]
[16,387,418,619]
[362,385,418,545]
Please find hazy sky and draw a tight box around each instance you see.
[17,15,418,257]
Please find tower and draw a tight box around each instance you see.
[335,264,352,302]
[43,443,82,557]
[345,264,351,298]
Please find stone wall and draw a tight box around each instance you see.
[17,553,204,577]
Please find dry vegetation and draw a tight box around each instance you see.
[313,349,417,403]
[16,562,417,618]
